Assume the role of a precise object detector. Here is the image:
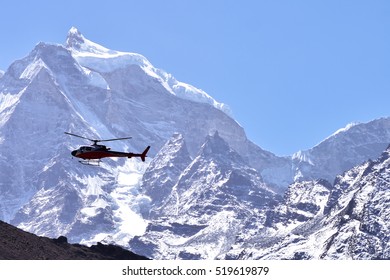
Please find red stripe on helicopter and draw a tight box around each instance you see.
[76,151,128,160]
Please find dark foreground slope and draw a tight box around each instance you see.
[0,220,148,260]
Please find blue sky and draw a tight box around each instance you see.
[1,0,389,155]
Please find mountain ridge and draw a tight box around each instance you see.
[0,220,148,260]
[230,145,390,260]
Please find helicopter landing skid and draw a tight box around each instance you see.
[78,159,101,166]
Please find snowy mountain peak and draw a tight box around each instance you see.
[291,117,390,183]
[66,27,125,59]
[145,132,191,171]
[66,27,112,57]
[65,27,232,115]
[317,122,360,146]
[141,133,192,210]
[66,27,85,51]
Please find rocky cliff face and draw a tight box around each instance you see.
[230,145,390,260]
[141,133,192,213]
[130,132,281,259]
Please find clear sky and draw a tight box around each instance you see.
[1,0,389,156]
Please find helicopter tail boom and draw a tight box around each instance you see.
[128,146,150,162]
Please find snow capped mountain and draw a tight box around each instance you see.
[156,131,280,221]
[66,27,231,115]
[130,131,281,259]
[0,44,80,222]
[1,27,390,260]
[141,133,192,213]
[292,118,390,183]
[232,146,390,260]
[320,151,390,259]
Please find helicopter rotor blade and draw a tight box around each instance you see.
[65,132,132,143]
[64,132,96,142]
[99,136,132,142]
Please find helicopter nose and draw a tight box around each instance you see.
[71,150,77,157]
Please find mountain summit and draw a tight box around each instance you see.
[66,27,85,50]
[65,27,232,116]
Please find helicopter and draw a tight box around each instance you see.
[65,132,150,165]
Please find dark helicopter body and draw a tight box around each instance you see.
[71,144,150,161]
[66,132,150,165]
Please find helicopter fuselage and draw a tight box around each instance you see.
[72,145,128,159]
[71,145,150,162]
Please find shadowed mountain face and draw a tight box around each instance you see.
[0,220,148,260]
